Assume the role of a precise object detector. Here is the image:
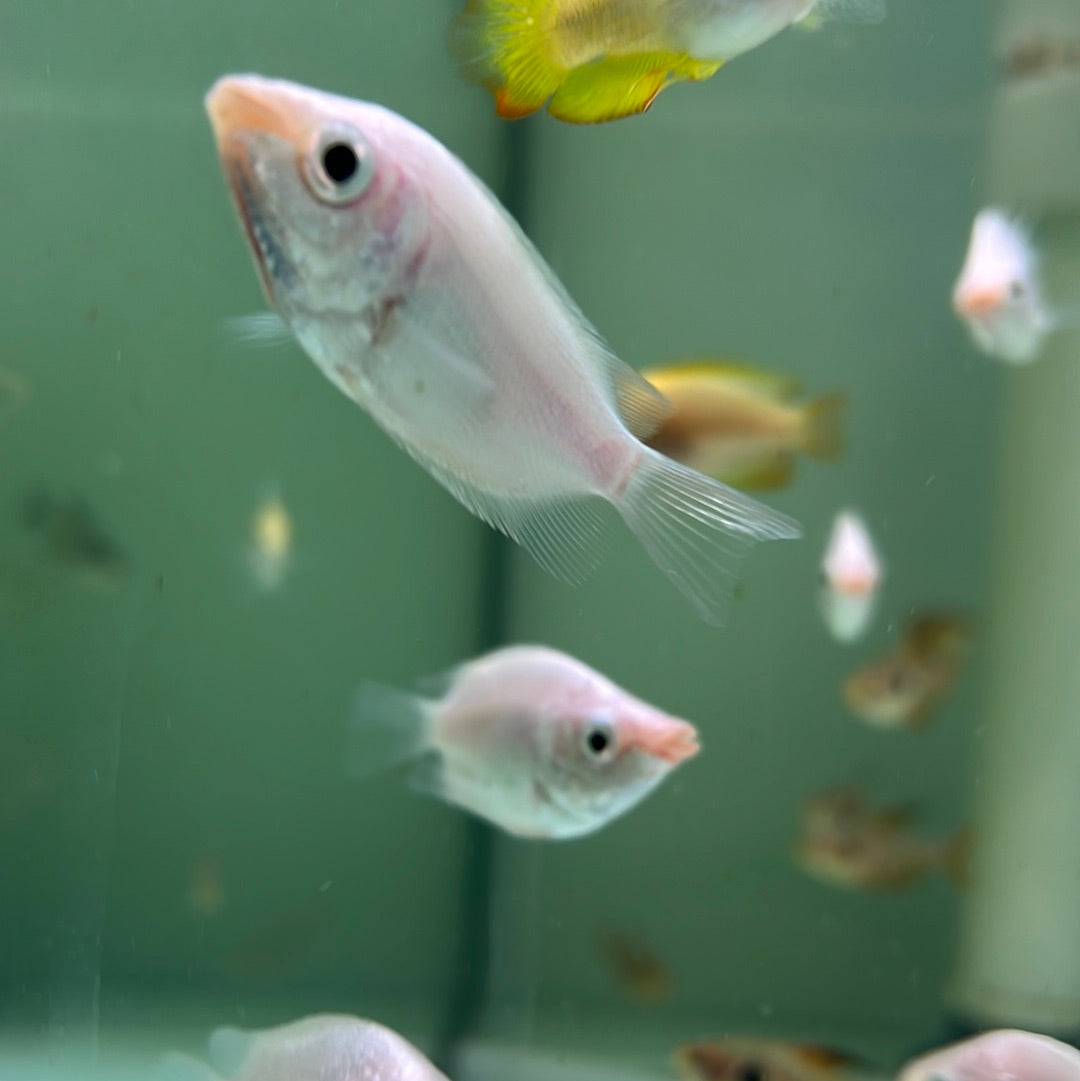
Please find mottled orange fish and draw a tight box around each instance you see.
[793,786,968,891]
[676,1038,866,1081]
[843,614,969,729]
[642,361,845,491]
[451,0,886,124]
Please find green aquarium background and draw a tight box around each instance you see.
[0,0,1046,1077]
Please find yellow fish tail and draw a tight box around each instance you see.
[449,0,566,120]
[799,392,847,460]
[549,52,721,123]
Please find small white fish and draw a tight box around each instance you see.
[349,645,700,839]
[952,208,1056,364]
[159,1014,449,1081]
[204,75,799,627]
[818,510,880,642]
[248,489,293,592]
[897,1028,1080,1081]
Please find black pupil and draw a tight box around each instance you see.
[737,1066,765,1081]
[587,729,609,755]
[322,142,359,185]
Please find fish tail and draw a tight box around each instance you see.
[548,53,721,124]
[346,680,433,778]
[799,392,847,460]
[941,825,972,888]
[614,446,800,625]
[449,0,566,119]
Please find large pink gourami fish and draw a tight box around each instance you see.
[204,75,799,625]
[897,1029,1080,1081]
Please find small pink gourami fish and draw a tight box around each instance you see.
[897,1029,1080,1081]
[818,509,881,643]
[159,1014,448,1081]
[952,209,1055,364]
[349,645,699,839]
[204,76,798,626]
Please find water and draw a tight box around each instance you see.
[2,0,1078,1078]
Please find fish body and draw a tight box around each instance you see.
[897,1029,1080,1081]
[843,614,969,729]
[205,75,797,626]
[348,645,699,839]
[819,510,880,643]
[249,489,294,592]
[793,785,967,891]
[602,931,672,1000]
[952,208,1056,364]
[21,486,128,587]
[643,361,845,491]
[451,0,884,122]
[159,1014,450,1081]
[676,1038,865,1081]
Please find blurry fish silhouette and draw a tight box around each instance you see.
[0,727,58,829]
[0,366,31,418]
[159,1014,450,1081]
[187,857,228,919]
[843,613,969,729]
[451,0,886,123]
[601,931,672,1001]
[642,361,845,491]
[676,1038,868,1081]
[818,510,881,643]
[897,1028,1080,1081]
[21,485,128,587]
[248,489,294,593]
[348,645,699,839]
[205,74,799,628]
[793,785,968,891]
[952,208,1074,364]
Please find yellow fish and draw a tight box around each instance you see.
[642,361,845,491]
[450,0,886,124]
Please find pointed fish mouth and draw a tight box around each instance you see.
[954,286,1004,317]
[205,75,307,151]
[634,720,700,765]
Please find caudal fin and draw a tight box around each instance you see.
[346,681,432,778]
[449,0,565,119]
[614,447,800,626]
[800,393,847,460]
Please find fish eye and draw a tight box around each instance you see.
[303,125,375,205]
[1008,279,1026,299]
[582,719,617,764]
[736,1065,766,1081]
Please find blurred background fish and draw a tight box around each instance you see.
[451,0,886,123]
[20,485,129,587]
[675,1037,868,1081]
[819,510,881,643]
[0,366,31,419]
[793,785,968,892]
[599,930,672,1002]
[896,1028,1080,1081]
[843,614,969,729]
[187,856,228,919]
[642,361,846,491]
[248,488,294,593]
[951,208,1058,364]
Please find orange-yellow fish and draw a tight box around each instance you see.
[642,361,845,491]
[843,614,970,729]
[451,0,886,124]
[793,785,968,892]
[676,1038,867,1081]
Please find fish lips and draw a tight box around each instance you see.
[205,77,300,306]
